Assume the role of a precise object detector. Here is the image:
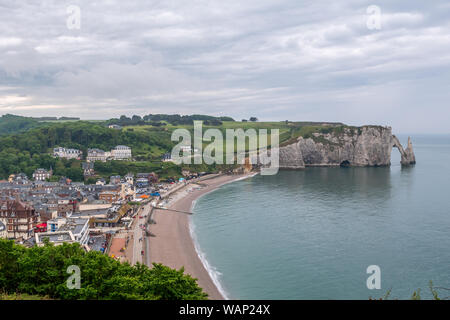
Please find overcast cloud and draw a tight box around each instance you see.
[1,0,449,133]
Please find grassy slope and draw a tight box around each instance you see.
[126,121,347,154]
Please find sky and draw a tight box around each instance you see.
[0,1,449,133]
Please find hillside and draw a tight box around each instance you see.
[0,121,176,181]
[0,117,352,181]
[0,114,41,136]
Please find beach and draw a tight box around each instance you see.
[147,173,254,300]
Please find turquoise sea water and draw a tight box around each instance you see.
[191,135,450,300]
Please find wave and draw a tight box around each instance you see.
[187,173,258,300]
[189,215,230,300]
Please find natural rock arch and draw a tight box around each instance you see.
[392,135,416,166]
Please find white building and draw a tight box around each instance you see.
[87,148,111,162]
[111,145,132,160]
[44,217,90,246]
[53,147,82,160]
[35,231,76,246]
[180,146,199,153]
[33,168,52,181]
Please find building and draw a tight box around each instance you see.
[32,168,53,181]
[125,173,134,185]
[53,147,82,160]
[136,172,158,185]
[162,153,172,162]
[111,145,132,160]
[45,217,89,246]
[0,199,39,240]
[90,204,131,229]
[59,177,72,185]
[56,199,78,218]
[110,176,121,185]
[87,148,111,162]
[180,146,199,153]
[136,173,150,188]
[82,161,95,176]
[121,183,135,200]
[98,191,120,203]
[108,124,122,130]
[96,178,106,186]
[10,173,29,185]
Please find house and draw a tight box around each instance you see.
[10,173,29,185]
[33,204,57,223]
[110,176,121,185]
[162,153,172,162]
[82,162,95,176]
[111,145,132,160]
[0,199,39,240]
[53,147,82,160]
[87,148,111,162]
[56,199,78,218]
[108,124,122,130]
[136,173,151,188]
[32,168,52,181]
[59,177,72,185]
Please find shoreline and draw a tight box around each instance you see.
[148,172,257,300]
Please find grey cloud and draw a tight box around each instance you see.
[0,0,449,133]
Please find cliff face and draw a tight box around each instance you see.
[278,126,416,169]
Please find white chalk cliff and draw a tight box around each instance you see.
[278,126,416,169]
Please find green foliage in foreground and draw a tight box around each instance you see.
[0,292,53,300]
[0,239,208,300]
[371,281,448,300]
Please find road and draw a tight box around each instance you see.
[130,206,148,265]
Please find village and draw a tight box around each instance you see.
[0,146,204,264]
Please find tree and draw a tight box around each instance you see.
[0,239,208,300]
[249,117,258,122]
[131,115,142,123]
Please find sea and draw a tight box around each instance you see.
[190,134,450,300]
